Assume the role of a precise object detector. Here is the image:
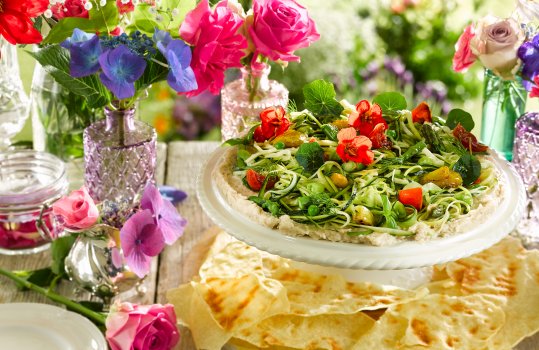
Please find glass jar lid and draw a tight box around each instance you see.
[0,150,68,213]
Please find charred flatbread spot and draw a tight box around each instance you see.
[411,318,433,345]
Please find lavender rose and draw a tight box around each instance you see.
[248,0,320,62]
[470,16,525,79]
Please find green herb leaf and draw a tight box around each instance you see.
[372,92,407,113]
[51,235,77,276]
[452,153,481,186]
[303,80,344,118]
[446,108,475,131]
[321,124,339,141]
[295,142,325,173]
[43,0,120,44]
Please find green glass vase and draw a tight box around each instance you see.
[480,69,527,161]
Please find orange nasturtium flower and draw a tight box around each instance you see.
[336,127,374,165]
[253,106,290,142]
[348,100,387,136]
[411,102,432,123]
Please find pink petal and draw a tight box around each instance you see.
[179,0,210,44]
[337,127,357,142]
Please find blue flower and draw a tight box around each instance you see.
[153,29,172,54]
[162,40,197,93]
[69,35,103,78]
[60,28,95,49]
[98,45,147,99]
[518,34,539,84]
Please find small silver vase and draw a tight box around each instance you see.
[64,224,143,302]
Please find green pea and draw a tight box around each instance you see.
[307,205,320,216]
[342,162,357,172]
[297,196,311,209]
[274,141,285,150]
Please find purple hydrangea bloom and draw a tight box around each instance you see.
[158,186,188,205]
[162,40,198,93]
[141,184,187,244]
[518,34,539,84]
[98,45,146,99]
[154,30,173,54]
[60,28,95,49]
[69,35,103,78]
[120,209,165,278]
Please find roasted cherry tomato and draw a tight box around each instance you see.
[453,123,488,152]
[398,187,423,211]
[245,169,276,191]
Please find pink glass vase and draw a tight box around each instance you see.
[83,107,156,209]
[221,64,288,140]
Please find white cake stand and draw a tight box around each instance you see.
[197,147,526,288]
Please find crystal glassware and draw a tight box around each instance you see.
[0,37,29,150]
[513,112,539,249]
[481,69,527,161]
[221,64,288,140]
[83,106,156,218]
[0,150,68,255]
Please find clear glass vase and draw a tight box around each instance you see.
[83,107,156,214]
[221,64,288,140]
[480,69,527,161]
[513,112,539,249]
[0,37,29,150]
[31,63,102,161]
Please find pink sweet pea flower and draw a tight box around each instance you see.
[52,187,99,229]
[248,0,320,62]
[120,210,165,278]
[106,301,180,350]
[453,24,477,72]
[531,75,539,98]
[51,0,89,19]
[180,0,248,97]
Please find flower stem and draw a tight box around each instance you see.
[0,268,107,326]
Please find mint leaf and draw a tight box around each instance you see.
[372,92,407,113]
[295,142,324,173]
[446,109,475,131]
[43,0,120,44]
[452,153,481,186]
[303,80,344,118]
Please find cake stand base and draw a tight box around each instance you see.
[289,260,433,289]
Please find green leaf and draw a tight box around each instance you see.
[452,153,481,186]
[28,46,111,108]
[135,52,169,91]
[295,142,325,173]
[446,108,475,131]
[321,124,338,142]
[51,235,77,276]
[372,92,407,113]
[126,3,163,35]
[43,0,120,44]
[303,80,344,118]
[78,301,105,312]
[13,268,56,290]
[161,0,196,35]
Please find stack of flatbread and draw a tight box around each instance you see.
[167,232,539,350]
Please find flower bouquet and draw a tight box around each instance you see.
[452,0,539,159]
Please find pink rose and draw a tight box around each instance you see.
[453,24,477,72]
[51,0,89,19]
[180,0,248,97]
[106,302,180,350]
[469,16,525,79]
[52,187,98,229]
[248,0,320,62]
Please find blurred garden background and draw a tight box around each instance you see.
[14,0,537,143]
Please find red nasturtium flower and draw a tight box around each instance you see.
[453,123,488,152]
[368,123,391,149]
[0,0,48,44]
[253,106,290,142]
[349,100,387,136]
[336,127,374,165]
[411,102,432,123]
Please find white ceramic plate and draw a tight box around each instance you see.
[198,147,526,270]
[0,303,107,350]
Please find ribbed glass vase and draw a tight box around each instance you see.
[221,64,288,140]
[83,107,156,214]
[480,69,527,161]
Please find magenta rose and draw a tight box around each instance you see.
[453,24,477,72]
[52,187,98,229]
[51,0,89,19]
[248,0,320,62]
[180,0,248,97]
[106,302,180,350]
